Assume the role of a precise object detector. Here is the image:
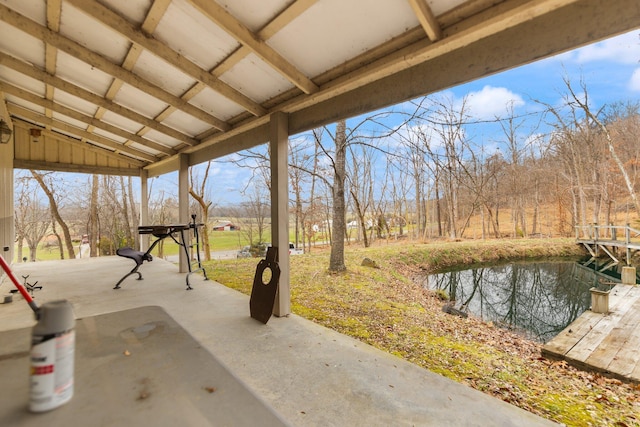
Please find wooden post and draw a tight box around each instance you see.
[270,112,290,317]
[626,224,631,265]
[590,288,609,314]
[622,266,636,285]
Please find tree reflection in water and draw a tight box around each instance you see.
[424,261,622,343]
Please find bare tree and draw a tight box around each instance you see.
[230,184,270,252]
[119,176,134,247]
[14,175,49,262]
[564,77,640,216]
[89,175,99,257]
[540,79,610,231]
[30,171,76,259]
[148,191,177,258]
[189,161,214,261]
[498,104,529,237]
[127,176,139,250]
[329,120,347,272]
[386,155,411,238]
[347,142,375,247]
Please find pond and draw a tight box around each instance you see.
[423,260,628,343]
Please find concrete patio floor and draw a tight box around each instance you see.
[0,256,558,426]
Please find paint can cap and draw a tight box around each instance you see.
[33,300,75,334]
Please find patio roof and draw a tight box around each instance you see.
[1,0,638,177]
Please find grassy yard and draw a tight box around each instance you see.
[203,238,640,427]
[15,229,253,262]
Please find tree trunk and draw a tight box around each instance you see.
[16,232,24,262]
[329,120,347,272]
[89,175,99,257]
[127,177,139,249]
[120,176,133,247]
[30,171,76,259]
[51,218,64,260]
[566,78,640,216]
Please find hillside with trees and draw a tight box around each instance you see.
[12,79,640,265]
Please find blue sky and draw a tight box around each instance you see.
[451,30,640,116]
[154,29,640,206]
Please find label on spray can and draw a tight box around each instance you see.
[29,300,75,412]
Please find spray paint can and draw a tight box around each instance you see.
[29,300,75,412]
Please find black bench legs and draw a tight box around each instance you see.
[114,247,153,289]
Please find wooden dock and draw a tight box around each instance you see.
[542,284,640,383]
[576,223,640,265]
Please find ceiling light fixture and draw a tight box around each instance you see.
[0,119,12,144]
[30,128,41,143]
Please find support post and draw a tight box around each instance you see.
[622,266,636,285]
[140,169,149,252]
[270,112,290,317]
[590,288,609,314]
[626,224,631,265]
[0,104,14,268]
[178,154,189,273]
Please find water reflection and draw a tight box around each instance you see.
[424,261,624,343]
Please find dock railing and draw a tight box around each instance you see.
[575,223,640,243]
[576,223,640,265]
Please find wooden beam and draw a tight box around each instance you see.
[213,0,318,77]
[279,0,583,114]
[44,0,61,120]
[286,0,638,136]
[270,111,290,316]
[86,0,171,155]
[407,0,443,41]
[191,0,637,166]
[144,154,179,178]
[145,0,317,143]
[188,0,319,94]
[8,104,158,162]
[13,159,140,176]
[66,0,266,117]
[0,82,176,156]
[141,0,172,34]
[0,52,198,146]
[0,3,231,132]
[0,90,13,129]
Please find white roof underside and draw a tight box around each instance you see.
[0,0,638,175]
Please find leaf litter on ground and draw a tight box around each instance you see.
[205,238,640,426]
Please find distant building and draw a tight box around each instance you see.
[212,221,239,231]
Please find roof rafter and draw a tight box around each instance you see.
[66,0,266,117]
[1,82,176,156]
[212,0,318,77]
[277,0,582,114]
[44,0,61,121]
[83,0,174,153]
[0,90,12,130]
[148,0,319,143]
[0,3,231,132]
[0,52,198,147]
[187,0,319,95]
[407,0,443,41]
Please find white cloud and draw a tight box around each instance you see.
[573,31,640,65]
[629,68,640,92]
[462,86,525,120]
